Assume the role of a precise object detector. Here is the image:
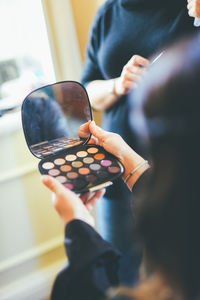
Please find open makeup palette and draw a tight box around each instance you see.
[21,81,124,194]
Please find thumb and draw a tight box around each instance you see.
[89,121,107,142]
[41,175,75,199]
[78,120,91,138]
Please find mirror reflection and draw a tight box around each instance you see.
[22,81,92,158]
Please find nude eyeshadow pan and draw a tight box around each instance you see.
[39,144,124,193]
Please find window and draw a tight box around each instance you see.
[0,0,55,109]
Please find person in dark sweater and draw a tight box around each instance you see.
[42,32,200,300]
[80,0,199,285]
[22,94,69,146]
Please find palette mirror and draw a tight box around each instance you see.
[22,81,92,158]
[22,81,124,194]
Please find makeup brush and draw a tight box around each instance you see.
[151,51,164,65]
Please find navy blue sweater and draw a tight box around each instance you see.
[81,0,197,147]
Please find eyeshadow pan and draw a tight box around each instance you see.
[66,154,77,161]
[64,183,74,190]
[108,166,121,174]
[101,160,112,167]
[48,169,61,176]
[87,147,98,154]
[78,167,90,175]
[72,161,83,168]
[77,151,88,158]
[60,165,72,172]
[42,162,54,170]
[55,176,67,183]
[90,163,101,171]
[67,172,79,179]
[54,158,65,165]
[85,174,97,182]
[94,153,105,160]
[74,178,88,189]
[97,171,109,179]
[83,157,94,164]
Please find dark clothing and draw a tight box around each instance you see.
[80,0,198,285]
[81,0,197,152]
[51,172,150,300]
[51,220,120,300]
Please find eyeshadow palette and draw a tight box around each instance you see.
[39,144,124,193]
[21,81,124,194]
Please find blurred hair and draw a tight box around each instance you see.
[129,32,200,300]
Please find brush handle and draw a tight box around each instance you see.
[194,18,200,27]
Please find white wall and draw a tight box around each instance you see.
[0,0,82,299]
[0,115,67,299]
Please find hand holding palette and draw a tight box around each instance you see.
[21,81,124,193]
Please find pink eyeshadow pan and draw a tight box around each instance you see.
[42,162,54,170]
[48,169,61,176]
[64,183,74,190]
[87,147,98,154]
[101,160,112,167]
[54,158,65,165]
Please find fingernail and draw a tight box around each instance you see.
[41,175,47,182]
[91,120,96,125]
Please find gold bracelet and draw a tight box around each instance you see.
[124,160,149,184]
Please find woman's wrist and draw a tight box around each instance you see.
[112,77,124,97]
[108,79,119,97]
[120,148,150,190]
[125,161,150,191]
[87,79,121,111]
[124,160,149,184]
